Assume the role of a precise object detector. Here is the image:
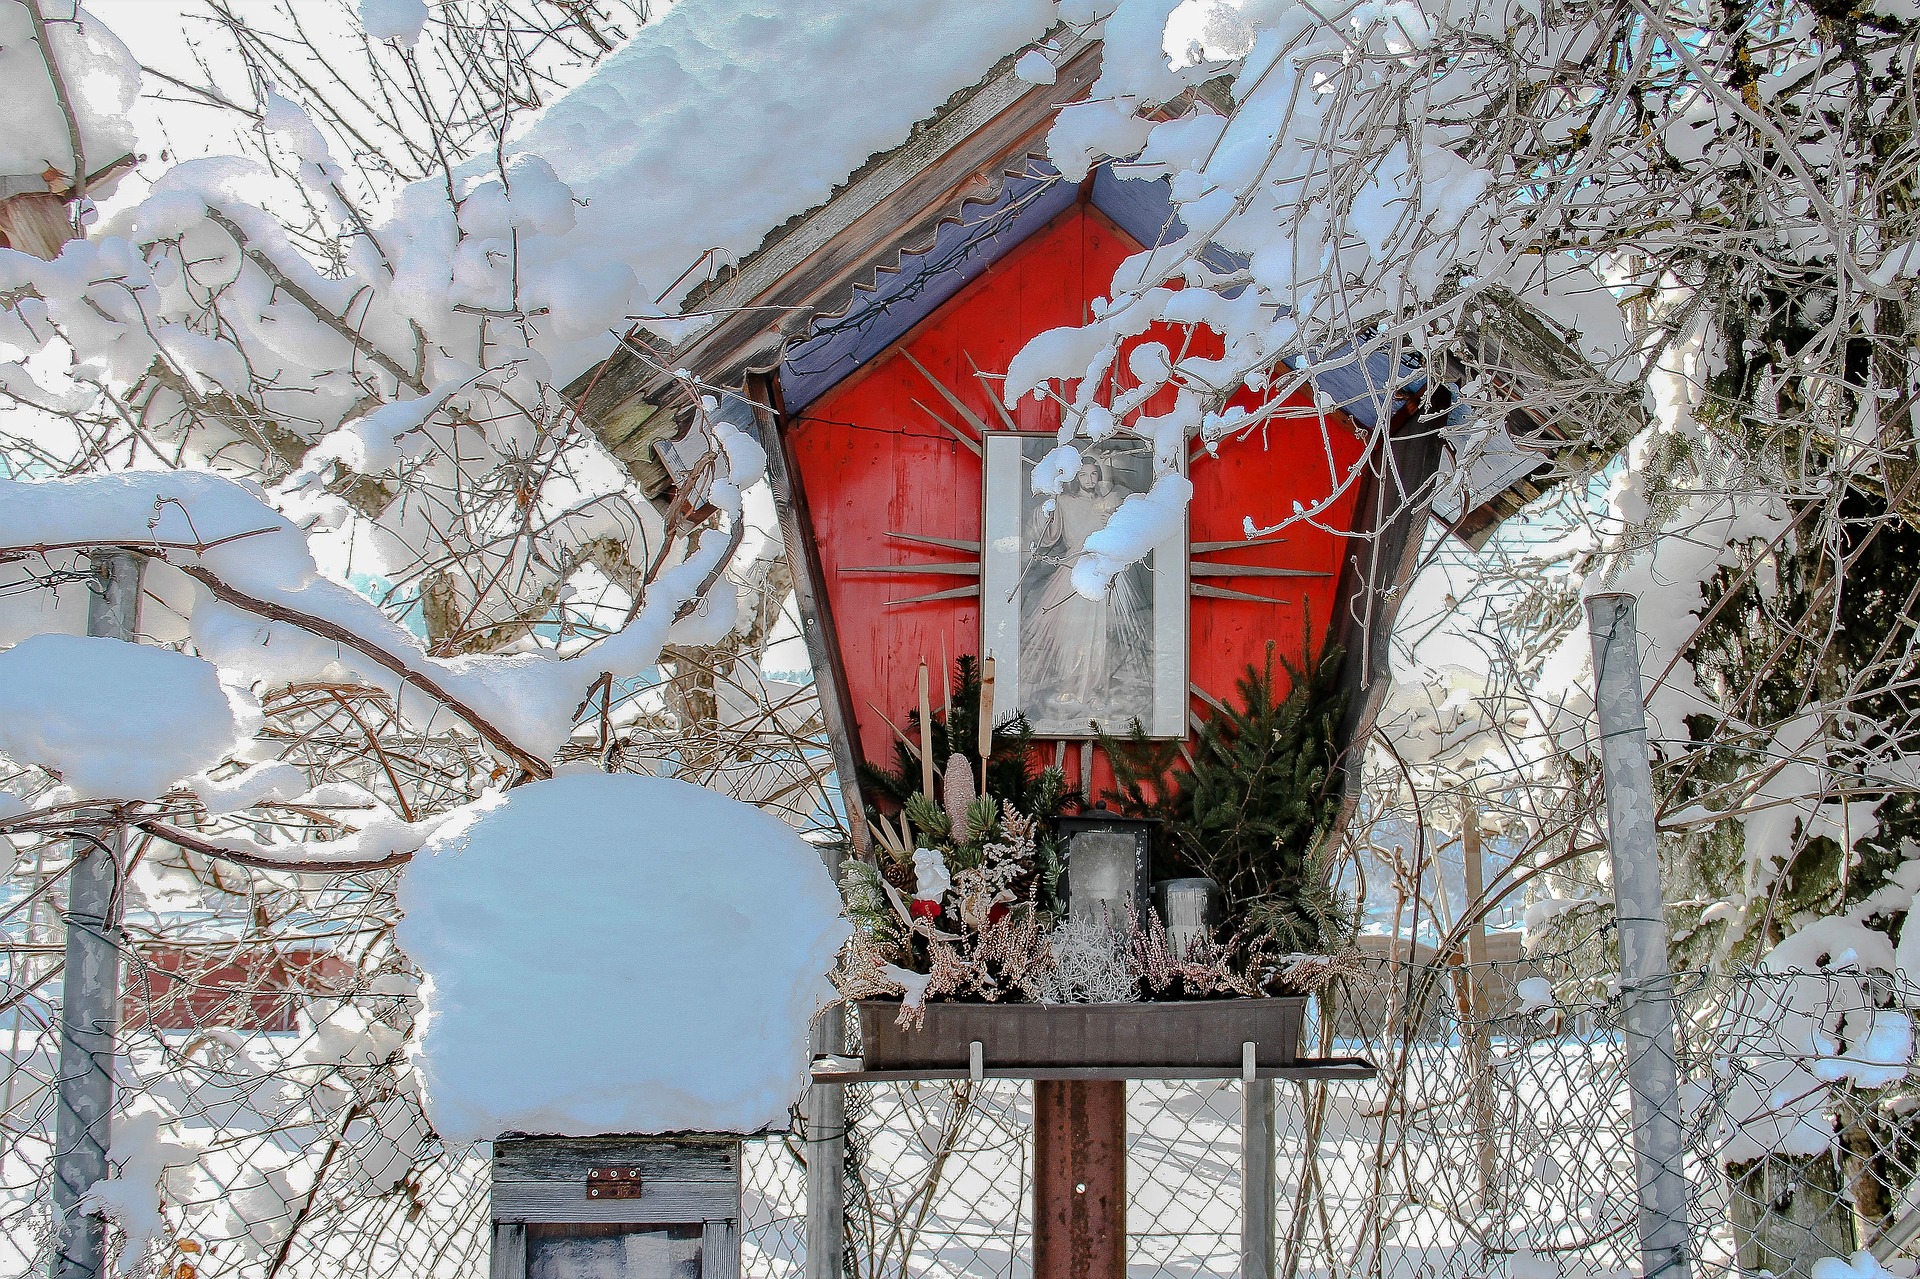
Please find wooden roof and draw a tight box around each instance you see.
[564,29,1635,540]
[558,25,1640,839]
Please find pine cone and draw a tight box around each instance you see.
[943,752,976,833]
[881,859,915,896]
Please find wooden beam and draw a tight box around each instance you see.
[889,530,981,553]
[887,584,981,607]
[901,348,994,441]
[1191,535,1289,554]
[562,34,1102,476]
[1325,394,1448,840]
[909,396,985,457]
[755,373,872,861]
[1189,682,1230,716]
[966,350,1023,432]
[662,35,1104,387]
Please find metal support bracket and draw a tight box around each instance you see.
[585,1168,644,1199]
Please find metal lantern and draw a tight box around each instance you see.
[1056,805,1156,930]
[1151,877,1223,959]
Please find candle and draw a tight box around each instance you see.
[917,660,936,800]
[941,639,953,722]
[978,655,995,793]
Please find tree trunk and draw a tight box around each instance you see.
[1729,1153,1855,1279]
[0,191,75,259]
[1839,1098,1894,1245]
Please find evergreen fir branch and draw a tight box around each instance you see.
[964,794,1000,843]
[1106,639,1349,953]
[1097,716,1183,824]
[901,792,950,844]
[842,857,904,946]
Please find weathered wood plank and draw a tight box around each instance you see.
[1448,286,1646,544]
[493,1136,737,1182]
[566,32,1101,467]
[1191,535,1290,553]
[490,1222,526,1279]
[840,562,980,576]
[674,36,1102,366]
[1326,397,1447,832]
[703,1220,741,1279]
[1192,583,1285,605]
[492,1184,739,1225]
[889,530,980,553]
[600,398,668,455]
[1189,564,1332,578]
[758,373,872,861]
[886,584,981,607]
[806,1058,1379,1083]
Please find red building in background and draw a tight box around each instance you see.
[123,946,351,1034]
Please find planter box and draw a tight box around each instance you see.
[857,997,1304,1072]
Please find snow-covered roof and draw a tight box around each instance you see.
[505,0,1056,385]
[521,0,1638,551]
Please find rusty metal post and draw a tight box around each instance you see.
[1032,1080,1126,1279]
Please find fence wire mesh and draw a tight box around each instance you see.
[8,892,1920,1279]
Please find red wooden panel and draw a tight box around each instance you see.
[1188,394,1371,695]
[787,200,1369,803]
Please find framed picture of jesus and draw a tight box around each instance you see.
[980,433,1189,739]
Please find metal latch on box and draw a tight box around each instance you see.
[586,1167,644,1199]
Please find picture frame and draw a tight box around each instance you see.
[980,433,1188,739]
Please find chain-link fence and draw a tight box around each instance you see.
[783,935,1920,1279]
[9,881,1920,1279]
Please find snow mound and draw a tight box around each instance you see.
[397,774,849,1141]
[1814,1253,1902,1279]
[0,634,248,800]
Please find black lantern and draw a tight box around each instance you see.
[1056,804,1156,930]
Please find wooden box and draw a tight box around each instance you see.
[490,1136,739,1279]
[856,997,1305,1072]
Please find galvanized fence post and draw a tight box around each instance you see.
[1586,592,1692,1279]
[1242,1079,1276,1279]
[51,550,142,1279]
[804,1008,847,1279]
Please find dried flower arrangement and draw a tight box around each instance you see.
[835,656,1352,1028]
